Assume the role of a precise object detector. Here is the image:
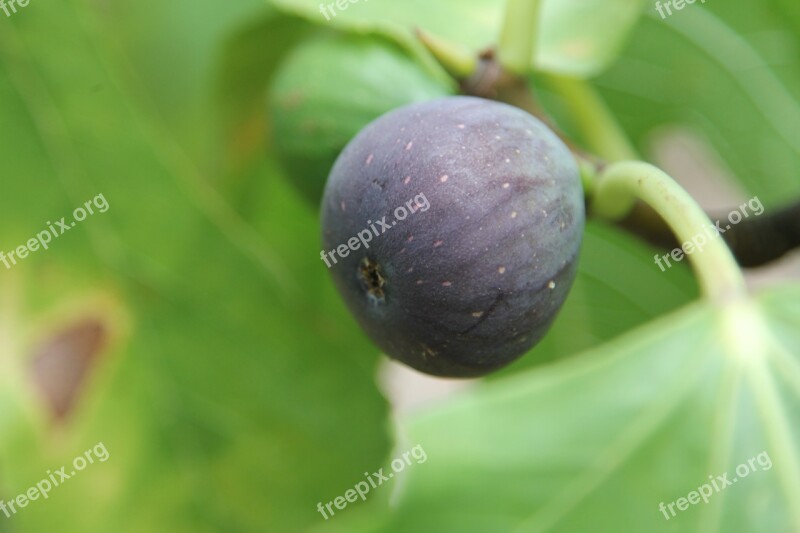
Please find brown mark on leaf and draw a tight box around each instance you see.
[29,318,109,422]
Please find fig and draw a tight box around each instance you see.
[321,96,584,377]
[268,34,450,204]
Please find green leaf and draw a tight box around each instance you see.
[215,8,315,177]
[594,0,800,203]
[0,2,389,531]
[272,0,646,78]
[367,284,800,531]
[85,0,271,162]
[536,0,645,77]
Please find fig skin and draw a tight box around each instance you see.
[321,96,584,378]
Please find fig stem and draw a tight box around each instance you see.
[497,0,542,74]
[593,161,747,304]
[415,28,477,79]
[546,75,638,162]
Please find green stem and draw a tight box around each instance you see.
[498,0,542,74]
[578,157,598,197]
[415,28,477,79]
[547,75,638,162]
[593,161,747,304]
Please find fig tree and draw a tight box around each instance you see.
[321,96,584,377]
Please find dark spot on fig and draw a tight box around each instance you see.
[358,257,387,304]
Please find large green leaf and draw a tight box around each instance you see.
[84,0,269,162]
[0,2,389,532]
[271,0,646,78]
[362,284,800,531]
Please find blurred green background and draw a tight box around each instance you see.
[1,0,799,531]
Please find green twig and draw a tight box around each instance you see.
[415,28,477,79]
[547,75,638,162]
[593,161,747,304]
[497,0,542,74]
